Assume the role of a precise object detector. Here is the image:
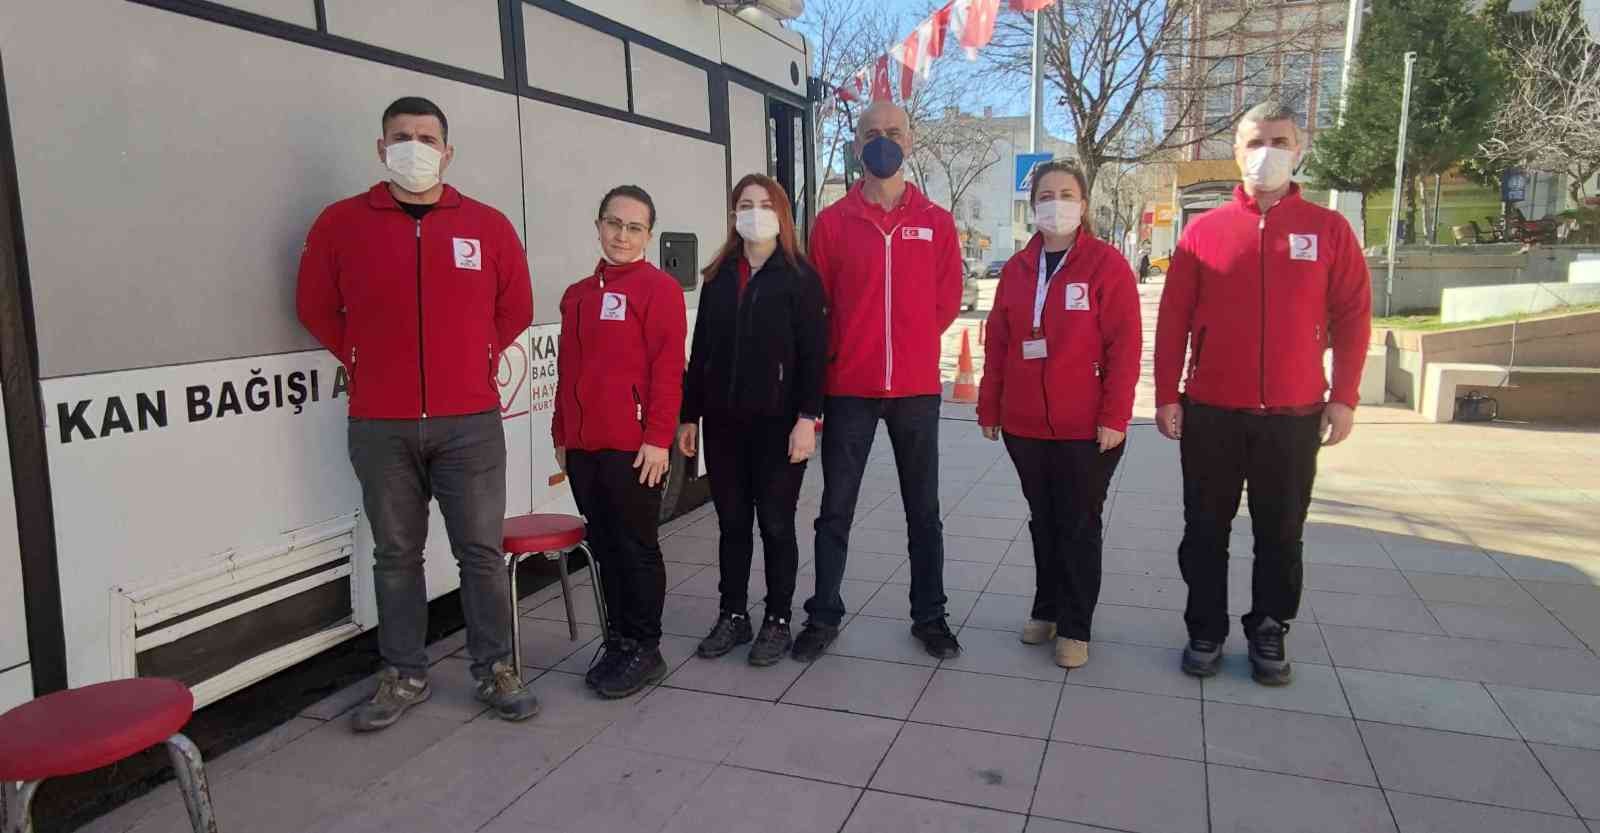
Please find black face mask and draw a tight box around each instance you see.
[860,136,905,179]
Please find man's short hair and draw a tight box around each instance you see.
[1236,100,1301,143]
[382,96,449,142]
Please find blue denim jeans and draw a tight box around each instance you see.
[804,395,946,628]
[348,411,511,680]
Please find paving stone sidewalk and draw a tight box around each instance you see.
[85,284,1600,833]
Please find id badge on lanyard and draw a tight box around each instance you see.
[1022,246,1070,360]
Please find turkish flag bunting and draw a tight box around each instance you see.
[891,7,952,100]
[1009,0,1055,11]
[870,53,893,100]
[952,0,1000,60]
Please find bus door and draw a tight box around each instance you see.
[768,97,810,239]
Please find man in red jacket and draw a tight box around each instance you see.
[297,97,537,730]
[1154,101,1372,685]
[794,100,965,662]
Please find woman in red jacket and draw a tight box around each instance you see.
[976,162,1142,670]
[552,184,688,699]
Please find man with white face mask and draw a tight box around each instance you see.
[1154,101,1371,686]
[297,97,537,730]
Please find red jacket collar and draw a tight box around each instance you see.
[365,182,464,210]
[592,257,654,285]
[1019,227,1099,261]
[1232,182,1303,213]
[840,180,931,220]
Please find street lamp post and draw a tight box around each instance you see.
[1384,51,1417,317]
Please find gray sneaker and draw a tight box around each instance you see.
[1181,639,1223,678]
[1248,619,1293,686]
[350,668,431,732]
[476,660,541,721]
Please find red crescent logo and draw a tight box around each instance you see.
[459,240,478,259]
[604,294,624,313]
[1292,236,1311,253]
[1067,284,1088,302]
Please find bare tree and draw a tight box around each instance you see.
[987,0,1339,195]
[1479,6,1600,204]
[909,106,1010,248]
[794,0,903,200]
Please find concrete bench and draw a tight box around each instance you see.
[1423,362,1600,422]
[1324,345,1389,406]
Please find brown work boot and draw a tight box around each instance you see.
[350,668,430,733]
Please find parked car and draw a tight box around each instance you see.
[984,260,1006,279]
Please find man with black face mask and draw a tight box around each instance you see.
[792,100,964,662]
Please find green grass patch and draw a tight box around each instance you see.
[1373,302,1600,332]
[1362,182,1504,244]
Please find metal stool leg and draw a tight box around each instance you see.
[578,542,609,643]
[554,547,579,640]
[507,551,523,677]
[163,733,217,833]
[3,780,41,833]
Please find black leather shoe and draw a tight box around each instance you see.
[696,611,754,659]
[911,618,962,659]
[1181,639,1223,678]
[789,621,838,663]
[748,616,792,666]
[596,642,667,699]
[585,638,627,690]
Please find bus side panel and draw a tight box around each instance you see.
[1,1,528,382]
[0,393,27,711]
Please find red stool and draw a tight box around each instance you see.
[0,679,215,833]
[503,514,608,677]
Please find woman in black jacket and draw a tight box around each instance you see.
[677,173,827,666]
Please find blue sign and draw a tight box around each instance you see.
[1015,152,1054,197]
[1502,168,1528,203]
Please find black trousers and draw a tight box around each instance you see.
[1178,400,1322,642]
[703,414,808,620]
[1004,433,1123,641]
[566,449,666,646]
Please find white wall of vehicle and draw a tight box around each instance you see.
[717,12,806,97]
[524,4,631,112]
[325,0,504,77]
[3,1,528,380]
[0,394,28,712]
[729,83,769,188]
[570,0,722,60]
[213,0,317,27]
[629,45,711,133]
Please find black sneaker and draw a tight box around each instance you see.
[696,611,754,659]
[1248,618,1293,686]
[585,638,627,690]
[911,618,962,659]
[596,642,667,699]
[1181,639,1223,678]
[475,660,541,722]
[789,621,838,663]
[350,668,430,733]
[748,616,793,666]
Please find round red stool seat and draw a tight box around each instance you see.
[503,513,586,554]
[0,678,193,782]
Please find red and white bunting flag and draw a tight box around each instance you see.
[870,53,893,100]
[890,7,952,100]
[951,0,1000,59]
[1009,0,1055,11]
[836,65,870,103]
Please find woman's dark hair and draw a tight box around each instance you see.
[597,184,657,229]
[1028,161,1095,236]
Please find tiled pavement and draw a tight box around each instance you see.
[83,284,1600,833]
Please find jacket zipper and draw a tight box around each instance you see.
[1257,212,1268,409]
[632,385,644,426]
[1189,327,1208,384]
[881,224,903,391]
[488,343,496,392]
[572,295,586,447]
[349,347,358,398]
[415,219,428,418]
[729,279,760,405]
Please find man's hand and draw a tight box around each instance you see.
[634,443,670,487]
[981,425,1001,441]
[788,418,817,463]
[1156,403,1184,440]
[554,446,566,472]
[677,423,698,458]
[1321,402,1355,446]
[1097,426,1126,452]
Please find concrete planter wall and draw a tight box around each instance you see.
[1382,310,1600,408]
[1368,245,1599,314]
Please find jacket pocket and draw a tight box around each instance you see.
[347,346,358,399]
[487,343,497,391]
[1187,327,1208,383]
[631,385,644,426]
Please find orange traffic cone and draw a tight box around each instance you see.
[950,329,978,403]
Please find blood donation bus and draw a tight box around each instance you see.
[0,0,815,711]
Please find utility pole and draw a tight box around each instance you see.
[1384,51,1417,316]
[1029,11,1044,153]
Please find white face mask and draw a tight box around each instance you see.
[384,140,442,194]
[1241,146,1297,192]
[735,208,781,243]
[1034,199,1083,236]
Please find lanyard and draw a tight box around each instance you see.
[1032,245,1072,335]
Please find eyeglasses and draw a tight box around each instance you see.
[600,216,650,237]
